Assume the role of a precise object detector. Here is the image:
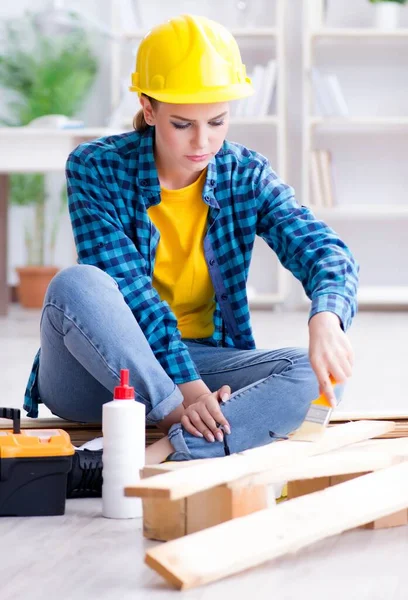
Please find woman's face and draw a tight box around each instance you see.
[141,98,230,185]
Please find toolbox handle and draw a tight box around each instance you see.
[0,408,21,434]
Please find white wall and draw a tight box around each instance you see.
[2,0,407,305]
[1,0,113,284]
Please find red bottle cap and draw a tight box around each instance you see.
[114,369,135,400]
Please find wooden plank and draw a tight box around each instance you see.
[143,497,186,541]
[229,442,408,490]
[330,412,408,439]
[141,466,186,541]
[287,476,332,499]
[125,421,395,500]
[145,462,408,590]
[144,438,408,475]
[0,418,163,447]
[364,509,408,529]
[288,467,408,531]
[331,411,408,421]
[143,439,408,540]
[141,467,268,541]
[144,458,214,473]
[186,485,269,536]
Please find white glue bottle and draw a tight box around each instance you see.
[102,368,145,519]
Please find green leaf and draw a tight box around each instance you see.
[369,0,407,4]
[10,174,45,207]
[0,11,98,124]
[0,11,98,264]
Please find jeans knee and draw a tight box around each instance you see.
[44,265,116,307]
[283,353,320,409]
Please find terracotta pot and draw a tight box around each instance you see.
[16,266,59,309]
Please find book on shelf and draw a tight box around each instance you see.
[258,59,277,117]
[311,68,349,118]
[309,149,336,208]
[240,64,264,117]
[232,60,277,118]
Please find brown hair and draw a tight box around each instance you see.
[133,94,159,132]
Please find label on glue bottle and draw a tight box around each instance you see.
[102,369,145,518]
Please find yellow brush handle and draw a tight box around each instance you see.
[312,375,336,407]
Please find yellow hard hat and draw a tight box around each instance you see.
[129,14,254,104]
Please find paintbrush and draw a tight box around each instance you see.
[290,375,337,442]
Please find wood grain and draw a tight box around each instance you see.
[146,463,408,590]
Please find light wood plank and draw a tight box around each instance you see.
[125,421,395,500]
[331,411,408,421]
[145,462,408,590]
[141,467,186,541]
[186,485,269,536]
[228,442,408,489]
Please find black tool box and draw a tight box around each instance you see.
[0,408,74,516]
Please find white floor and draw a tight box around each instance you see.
[0,307,407,600]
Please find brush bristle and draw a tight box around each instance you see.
[290,404,332,442]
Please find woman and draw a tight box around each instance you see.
[24,15,358,486]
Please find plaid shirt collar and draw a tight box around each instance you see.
[136,127,219,209]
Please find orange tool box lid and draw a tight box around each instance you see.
[0,408,74,459]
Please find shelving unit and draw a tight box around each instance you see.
[302,0,408,308]
[310,116,408,130]
[122,27,279,40]
[109,0,289,309]
[312,28,408,39]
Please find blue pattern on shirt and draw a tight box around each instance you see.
[23,127,358,417]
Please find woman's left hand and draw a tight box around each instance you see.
[308,311,354,407]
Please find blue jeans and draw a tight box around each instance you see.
[37,265,329,461]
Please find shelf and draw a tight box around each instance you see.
[310,205,408,220]
[230,116,279,125]
[312,28,408,40]
[309,117,408,132]
[228,27,278,38]
[0,127,119,137]
[121,116,279,128]
[122,27,278,40]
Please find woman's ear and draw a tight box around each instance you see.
[139,96,155,125]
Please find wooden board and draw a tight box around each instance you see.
[145,462,408,590]
[0,418,163,447]
[330,412,408,438]
[139,438,408,476]
[331,411,408,421]
[288,470,408,530]
[141,466,269,541]
[141,438,408,540]
[186,484,269,536]
[125,421,395,500]
[141,467,186,541]
[229,439,408,489]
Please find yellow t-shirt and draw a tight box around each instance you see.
[148,169,215,339]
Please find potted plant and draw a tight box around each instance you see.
[12,175,68,308]
[369,0,407,30]
[0,12,98,307]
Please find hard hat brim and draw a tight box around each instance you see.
[128,82,254,104]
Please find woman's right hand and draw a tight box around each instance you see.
[181,385,231,443]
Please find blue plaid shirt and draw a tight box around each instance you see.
[23,127,358,418]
